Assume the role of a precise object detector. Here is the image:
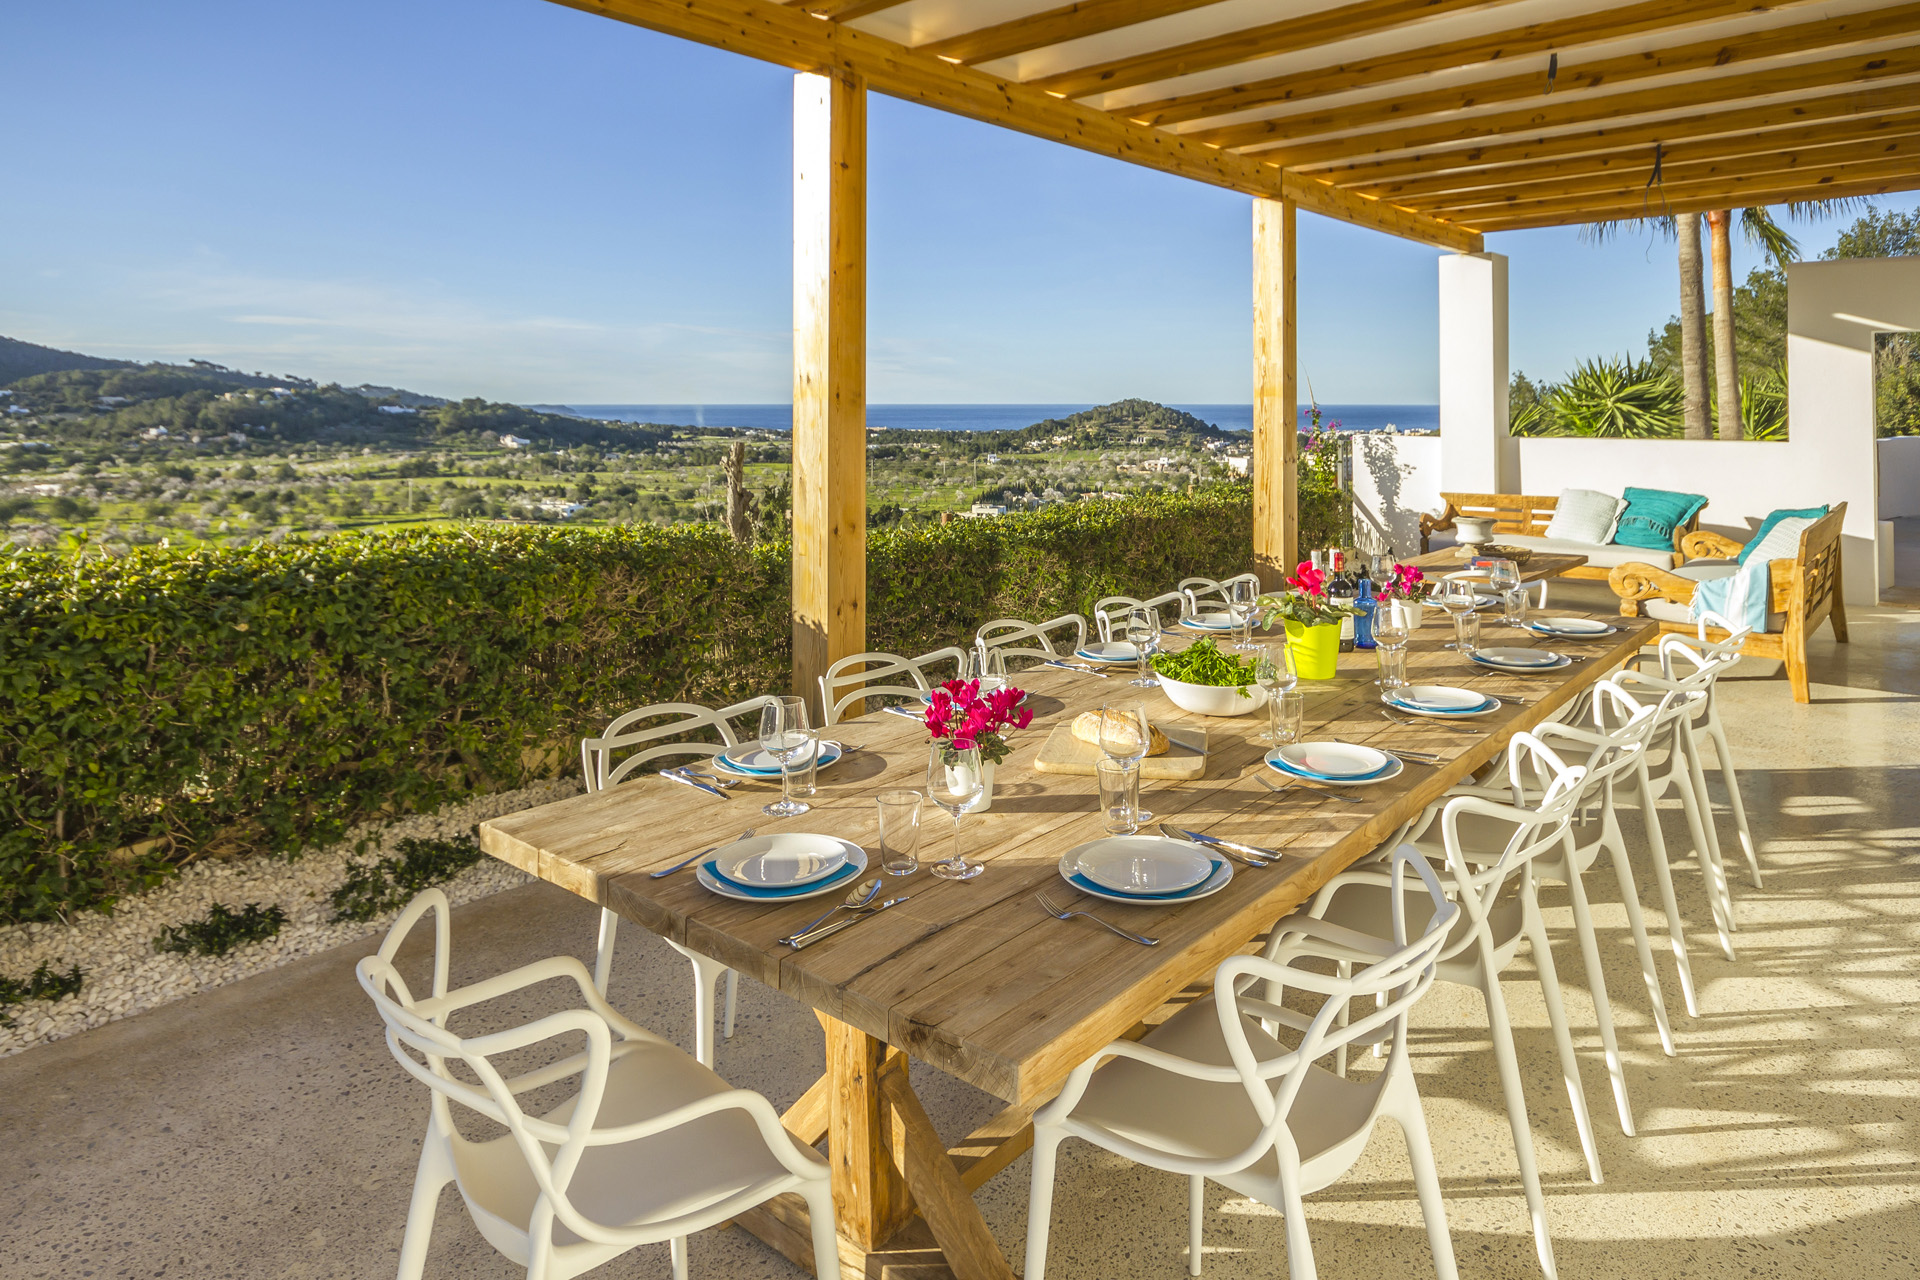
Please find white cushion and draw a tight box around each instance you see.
[1499,533,1676,570]
[1543,489,1624,544]
[1675,563,1738,583]
[1647,596,1783,633]
[1743,514,1819,568]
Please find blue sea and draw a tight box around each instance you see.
[560,403,1438,434]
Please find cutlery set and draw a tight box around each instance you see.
[1042,659,1110,677]
[1157,823,1284,869]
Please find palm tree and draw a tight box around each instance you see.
[1676,214,1709,439]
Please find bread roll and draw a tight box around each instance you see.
[1071,710,1169,757]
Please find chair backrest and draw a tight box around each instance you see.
[1213,845,1457,1158]
[1179,574,1260,617]
[818,647,967,725]
[580,695,776,791]
[976,614,1087,663]
[1092,592,1187,642]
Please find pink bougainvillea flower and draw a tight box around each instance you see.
[1286,562,1328,597]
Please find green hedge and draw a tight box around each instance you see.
[1,488,1253,921]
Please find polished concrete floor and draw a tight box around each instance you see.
[3,583,1915,1280]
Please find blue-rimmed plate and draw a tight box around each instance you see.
[1267,746,1405,788]
[1525,617,1616,638]
[715,832,851,887]
[1469,647,1571,673]
[696,836,868,901]
[1180,610,1244,632]
[1388,684,1500,717]
[1057,837,1231,905]
[712,740,845,779]
[1076,641,1140,666]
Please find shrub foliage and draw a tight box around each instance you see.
[1,489,1253,921]
[330,834,486,923]
[153,902,288,957]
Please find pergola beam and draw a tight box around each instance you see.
[1469,160,1920,228]
[919,1,1223,67]
[1186,3,1920,151]
[1236,48,1920,168]
[551,0,1482,250]
[1126,0,1825,128]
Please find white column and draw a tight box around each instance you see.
[1438,251,1511,494]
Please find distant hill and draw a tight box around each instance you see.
[0,335,135,388]
[868,397,1229,453]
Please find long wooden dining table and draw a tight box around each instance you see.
[479,611,1657,1280]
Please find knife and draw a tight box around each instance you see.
[785,896,911,949]
[658,768,729,799]
[883,705,924,720]
[1043,659,1110,677]
[1161,824,1279,864]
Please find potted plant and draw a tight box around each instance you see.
[924,679,1032,812]
[1379,562,1429,630]
[1256,562,1357,680]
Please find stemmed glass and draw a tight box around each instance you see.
[1231,577,1259,650]
[1254,642,1297,746]
[1125,606,1161,688]
[979,646,1008,696]
[1487,559,1523,629]
[1373,615,1412,700]
[758,696,812,818]
[925,742,985,881]
[1098,703,1154,826]
[1436,577,1479,652]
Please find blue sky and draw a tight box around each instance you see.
[8,0,1918,406]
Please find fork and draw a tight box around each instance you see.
[650,826,756,878]
[1256,773,1364,804]
[1035,891,1158,946]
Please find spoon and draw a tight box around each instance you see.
[782,877,883,944]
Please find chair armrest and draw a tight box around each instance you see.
[1680,529,1744,561]
[1608,562,1699,616]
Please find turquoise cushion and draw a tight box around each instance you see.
[1612,487,1709,550]
[1738,506,1829,564]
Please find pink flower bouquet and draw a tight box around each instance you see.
[924,679,1032,766]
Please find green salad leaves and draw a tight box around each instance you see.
[1151,638,1256,696]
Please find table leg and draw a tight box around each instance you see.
[820,1012,915,1251]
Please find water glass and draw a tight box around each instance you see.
[1230,577,1259,650]
[1095,758,1142,835]
[788,729,820,798]
[1452,609,1481,655]
[758,696,811,818]
[877,790,922,877]
[1254,643,1295,745]
[1125,606,1160,688]
[926,741,985,881]
[1503,585,1531,630]
[1377,646,1410,697]
[1272,688,1305,746]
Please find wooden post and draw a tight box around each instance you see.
[1252,196,1298,589]
[793,70,867,713]
[818,1013,913,1252]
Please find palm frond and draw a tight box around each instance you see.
[1738,208,1800,268]
[1578,215,1677,247]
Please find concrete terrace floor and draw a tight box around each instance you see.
[3,581,1917,1280]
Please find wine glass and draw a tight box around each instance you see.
[979,646,1008,696]
[1098,702,1154,825]
[1436,577,1477,649]
[925,741,985,881]
[1125,606,1160,688]
[757,696,812,818]
[1254,642,1296,746]
[1230,577,1259,650]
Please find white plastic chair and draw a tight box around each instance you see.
[358,890,838,1280]
[1092,591,1188,642]
[1026,845,1461,1280]
[975,614,1087,665]
[580,696,774,1065]
[1286,734,1595,1280]
[1656,621,1763,889]
[1178,573,1261,619]
[818,646,967,725]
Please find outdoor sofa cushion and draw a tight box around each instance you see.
[1645,594,1785,632]
[1496,533,1677,570]
[1542,488,1624,544]
[1739,505,1830,563]
[1613,487,1709,551]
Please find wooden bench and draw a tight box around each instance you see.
[1607,504,1849,704]
[1419,491,1704,581]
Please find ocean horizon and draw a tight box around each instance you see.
[558,403,1439,435]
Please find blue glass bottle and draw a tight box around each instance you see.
[1353,576,1377,650]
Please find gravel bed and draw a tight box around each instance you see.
[0,779,580,1057]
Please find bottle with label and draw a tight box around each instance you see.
[1354,575,1377,650]
[1327,551,1358,652]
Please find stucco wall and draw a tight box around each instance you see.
[1879,435,1920,520]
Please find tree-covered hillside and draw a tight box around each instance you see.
[0,335,134,387]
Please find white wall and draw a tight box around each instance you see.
[1879,435,1920,519]
[1351,432,1443,555]
[1437,253,1512,493]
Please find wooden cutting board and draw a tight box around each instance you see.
[1032,720,1208,779]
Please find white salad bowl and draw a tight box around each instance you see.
[1157,673,1268,717]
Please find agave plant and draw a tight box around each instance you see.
[1545,356,1683,438]
[1739,367,1788,441]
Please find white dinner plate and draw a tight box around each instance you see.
[1527,616,1614,636]
[1388,684,1500,717]
[1076,641,1140,665]
[696,837,868,901]
[712,740,845,778]
[1443,570,1492,582]
[1057,840,1233,905]
[715,833,850,887]
[1273,741,1392,779]
[1181,610,1243,631]
[1071,836,1215,894]
[1470,648,1572,673]
[1266,749,1405,788]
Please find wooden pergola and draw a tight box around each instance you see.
[549,0,1920,703]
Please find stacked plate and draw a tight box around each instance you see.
[695,833,868,901]
[711,739,844,780]
[1057,836,1232,905]
[1180,609,1244,632]
[1266,741,1404,787]
[1525,616,1617,639]
[1385,684,1501,718]
[1075,640,1140,666]
[1468,647,1572,673]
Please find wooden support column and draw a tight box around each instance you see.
[819,1013,913,1252]
[1252,196,1298,589]
[793,70,867,713]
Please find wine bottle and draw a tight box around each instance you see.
[1327,551,1358,652]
